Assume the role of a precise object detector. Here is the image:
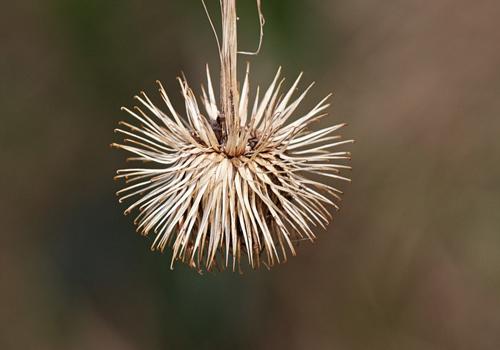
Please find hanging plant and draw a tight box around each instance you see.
[112,0,353,272]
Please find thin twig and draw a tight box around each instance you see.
[201,0,222,56]
[238,0,265,56]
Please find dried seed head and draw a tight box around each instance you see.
[113,0,353,272]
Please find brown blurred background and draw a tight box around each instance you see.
[2,0,500,349]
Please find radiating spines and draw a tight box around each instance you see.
[113,66,352,272]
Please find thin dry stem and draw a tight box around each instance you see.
[220,0,239,145]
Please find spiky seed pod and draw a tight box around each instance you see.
[112,0,353,272]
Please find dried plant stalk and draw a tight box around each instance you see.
[112,0,353,272]
[220,0,239,137]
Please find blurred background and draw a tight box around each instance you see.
[2,0,500,349]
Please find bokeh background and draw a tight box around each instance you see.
[2,0,500,349]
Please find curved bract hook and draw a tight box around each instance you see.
[238,0,265,56]
[201,0,265,57]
